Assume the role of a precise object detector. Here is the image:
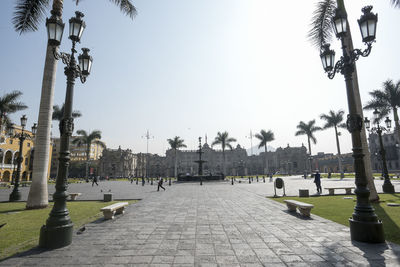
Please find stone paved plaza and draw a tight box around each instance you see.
[1,178,400,266]
[1,175,399,202]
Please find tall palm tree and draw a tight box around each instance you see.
[212,131,236,176]
[364,79,400,143]
[255,130,274,174]
[320,110,347,178]
[0,90,28,130]
[295,120,321,173]
[17,0,136,209]
[308,0,379,201]
[167,136,187,178]
[72,130,106,181]
[52,103,82,122]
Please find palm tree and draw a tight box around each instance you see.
[212,131,236,176]
[52,103,82,122]
[295,120,321,173]
[320,110,347,178]
[364,79,400,143]
[0,90,28,130]
[308,0,379,201]
[17,0,136,210]
[72,130,106,181]
[255,130,274,174]
[167,136,187,178]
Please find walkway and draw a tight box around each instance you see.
[1,182,399,266]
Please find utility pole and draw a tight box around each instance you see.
[142,130,153,178]
[246,130,253,156]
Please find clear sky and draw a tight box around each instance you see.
[0,0,399,156]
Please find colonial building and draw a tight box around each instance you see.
[312,152,354,173]
[368,132,400,173]
[98,146,136,178]
[160,143,308,177]
[0,124,42,182]
[50,136,105,178]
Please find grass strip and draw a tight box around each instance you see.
[271,194,400,244]
[0,200,137,260]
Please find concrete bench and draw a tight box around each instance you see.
[284,200,314,217]
[100,202,129,220]
[69,193,82,200]
[325,187,355,195]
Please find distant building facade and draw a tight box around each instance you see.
[368,132,400,173]
[0,124,51,182]
[50,136,105,178]
[98,146,136,178]
[312,152,354,173]
[146,142,310,177]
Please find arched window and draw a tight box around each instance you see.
[4,151,13,164]
[3,171,11,182]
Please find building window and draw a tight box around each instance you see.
[9,139,13,144]
[27,142,31,147]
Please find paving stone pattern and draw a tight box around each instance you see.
[1,175,399,202]
[1,182,400,266]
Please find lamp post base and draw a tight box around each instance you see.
[9,190,21,202]
[349,218,385,243]
[39,223,73,249]
[382,183,395,194]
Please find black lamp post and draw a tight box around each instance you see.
[9,115,32,201]
[364,110,395,193]
[320,6,384,243]
[40,11,92,249]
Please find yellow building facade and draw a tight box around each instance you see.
[50,137,105,178]
[0,125,36,182]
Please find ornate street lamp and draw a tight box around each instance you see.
[319,6,383,243]
[9,115,33,201]
[40,11,92,249]
[364,110,395,193]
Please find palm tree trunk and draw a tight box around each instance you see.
[26,0,64,209]
[334,126,344,178]
[86,145,90,180]
[393,107,400,144]
[264,144,268,174]
[340,0,379,201]
[174,149,177,178]
[307,136,312,173]
[222,149,226,175]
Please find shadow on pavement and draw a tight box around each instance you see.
[282,210,314,220]
[351,241,400,266]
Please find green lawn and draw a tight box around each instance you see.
[271,194,400,244]
[0,200,137,260]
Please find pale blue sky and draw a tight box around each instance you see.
[0,0,399,155]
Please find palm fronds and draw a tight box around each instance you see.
[167,136,187,150]
[13,0,50,33]
[320,110,345,129]
[255,129,275,150]
[295,120,321,144]
[308,0,336,50]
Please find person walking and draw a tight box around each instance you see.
[157,176,166,191]
[314,170,322,194]
[92,176,99,187]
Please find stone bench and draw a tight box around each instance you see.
[100,202,129,220]
[284,200,314,217]
[69,193,82,200]
[325,187,355,195]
